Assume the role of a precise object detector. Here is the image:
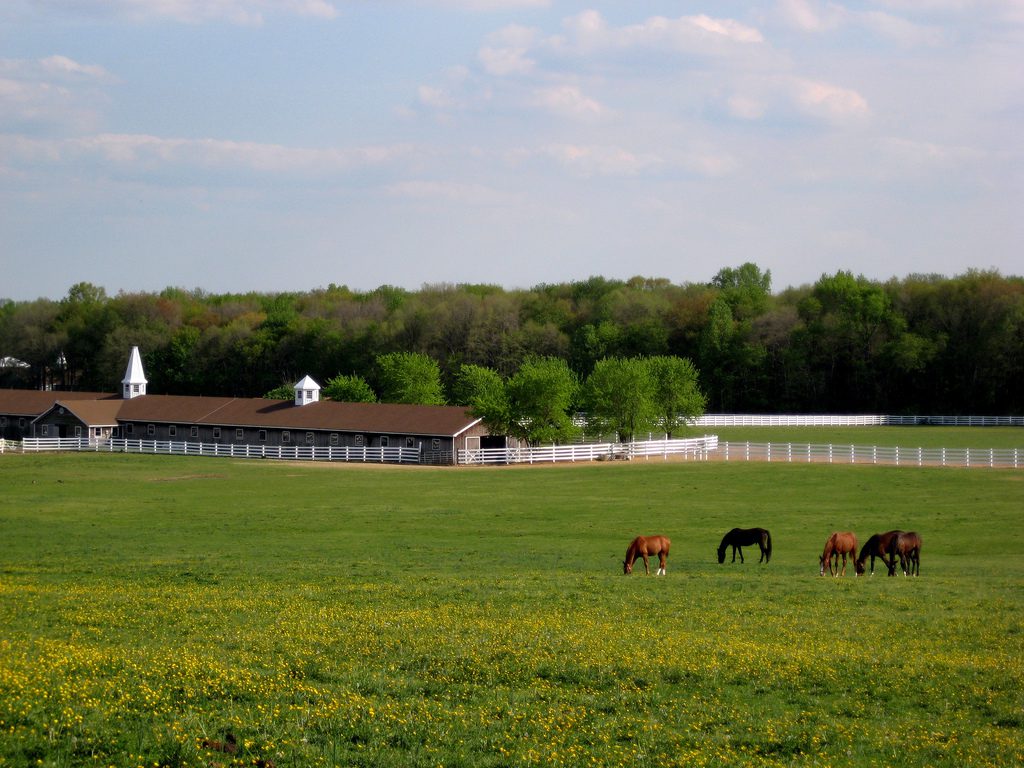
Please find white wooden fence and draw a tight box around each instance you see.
[694,414,1024,427]
[719,441,1022,469]
[17,437,421,464]
[459,436,719,465]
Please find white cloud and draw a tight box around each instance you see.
[24,0,338,25]
[531,85,605,119]
[777,0,944,45]
[428,0,550,9]
[557,10,764,54]
[0,56,110,130]
[39,55,110,79]
[791,78,870,123]
[533,143,738,179]
[479,25,539,76]
[385,179,511,205]
[1,133,413,175]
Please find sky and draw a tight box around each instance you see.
[1,0,1021,301]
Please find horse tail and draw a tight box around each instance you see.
[765,530,772,563]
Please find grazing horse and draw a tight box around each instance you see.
[819,531,858,577]
[895,531,922,576]
[717,528,772,564]
[855,530,903,576]
[623,535,671,576]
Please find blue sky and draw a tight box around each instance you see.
[1,0,1021,301]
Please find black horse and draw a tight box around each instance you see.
[717,527,772,564]
[855,530,903,576]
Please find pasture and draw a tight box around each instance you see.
[1,449,1023,767]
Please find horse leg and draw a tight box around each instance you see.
[657,552,666,576]
[838,553,846,577]
[737,546,744,563]
[642,554,650,575]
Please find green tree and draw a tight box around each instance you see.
[376,352,445,405]
[646,356,707,437]
[712,262,772,320]
[453,363,512,435]
[506,356,580,446]
[582,357,657,441]
[323,374,377,403]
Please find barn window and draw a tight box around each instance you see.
[75,426,82,438]
[306,432,315,445]
[282,431,291,443]
[190,426,198,438]
[330,433,339,446]
[213,427,221,440]
[41,425,49,436]
[432,439,441,450]
[354,434,364,447]
[405,437,415,448]
[380,436,389,448]
[147,424,155,436]
[126,424,134,435]
[19,417,26,428]
[236,428,244,441]
[258,430,267,442]
[169,425,177,437]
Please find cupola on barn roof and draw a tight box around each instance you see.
[121,346,147,399]
[293,375,320,406]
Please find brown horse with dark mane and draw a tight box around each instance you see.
[623,535,671,576]
[855,530,903,576]
[819,531,858,577]
[717,528,772,564]
[895,531,922,576]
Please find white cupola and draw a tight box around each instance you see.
[293,375,320,406]
[122,346,148,399]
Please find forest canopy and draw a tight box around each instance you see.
[1,266,1022,415]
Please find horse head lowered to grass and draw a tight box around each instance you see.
[855,530,903,576]
[717,528,772,564]
[819,531,858,576]
[623,535,670,576]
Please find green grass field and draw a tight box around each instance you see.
[2,449,1023,767]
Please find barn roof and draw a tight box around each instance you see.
[117,395,482,437]
[47,399,124,427]
[2,387,484,438]
[0,390,118,417]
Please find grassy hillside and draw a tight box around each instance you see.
[1,453,1022,766]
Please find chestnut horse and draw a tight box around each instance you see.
[819,531,858,577]
[855,530,903,576]
[717,527,772,564]
[623,535,671,576]
[895,531,922,576]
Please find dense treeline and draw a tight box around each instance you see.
[1,265,1022,414]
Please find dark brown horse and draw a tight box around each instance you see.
[623,535,671,576]
[895,531,922,576]
[819,531,858,577]
[717,528,772,564]
[855,530,903,576]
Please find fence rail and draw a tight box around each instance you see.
[17,437,422,464]
[719,441,1022,469]
[694,414,1024,427]
[460,436,719,465]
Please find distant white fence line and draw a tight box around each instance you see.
[694,414,1024,427]
[460,436,718,466]
[17,437,421,464]
[720,441,1021,469]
